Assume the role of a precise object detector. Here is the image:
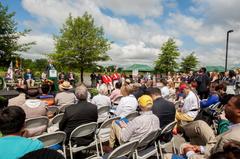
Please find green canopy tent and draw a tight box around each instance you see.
[123,64,154,72]
[206,66,225,72]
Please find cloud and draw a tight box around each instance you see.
[18,0,240,67]
[166,13,228,45]
[95,0,163,19]
[20,0,181,65]
[18,34,54,59]
[100,42,159,66]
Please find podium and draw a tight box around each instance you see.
[48,69,58,92]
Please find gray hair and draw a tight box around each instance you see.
[75,84,88,100]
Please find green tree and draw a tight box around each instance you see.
[154,38,180,74]
[34,59,48,72]
[180,52,199,73]
[0,2,34,67]
[50,13,111,82]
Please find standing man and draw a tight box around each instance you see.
[90,72,97,88]
[195,67,210,99]
[111,71,120,89]
[45,60,58,92]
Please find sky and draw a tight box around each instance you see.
[2,0,240,68]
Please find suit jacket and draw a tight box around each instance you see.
[59,100,98,145]
[152,97,176,128]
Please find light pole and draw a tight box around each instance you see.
[225,29,234,72]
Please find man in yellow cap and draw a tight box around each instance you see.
[107,95,160,150]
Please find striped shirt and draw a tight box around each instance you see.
[120,111,160,142]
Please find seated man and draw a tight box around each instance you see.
[0,106,43,159]
[146,87,176,128]
[38,84,54,106]
[176,84,200,122]
[59,84,98,145]
[108,95,160,149]
[8,86,26,106]
[165,95,240,159]
[24,69,35,88]
[55,81,77,108]
[17,89,47,119]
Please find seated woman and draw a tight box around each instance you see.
[38,84,54,106]
[200,82,219,108]
[0,106,43,159]
[109,82,123,104]
[114,84,138,117]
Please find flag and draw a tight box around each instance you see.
[6,61,13,79]
[16,59,19,68]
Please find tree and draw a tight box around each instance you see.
[50,13,111,82]
[180,52,199,73]
[0,2,34,67]
[154,38,180,74]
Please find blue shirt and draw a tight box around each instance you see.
[200,94,219,108]
[0,136,43,159]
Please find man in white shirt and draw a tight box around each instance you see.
[176,84,200,122]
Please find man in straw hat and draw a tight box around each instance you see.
[55,81,77,108]
[106,95,160,151]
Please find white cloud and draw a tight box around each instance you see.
[20,0,180,64]
[18,0,240,67]
[18,34,54,59]
[167,13,226,45]
[95,0,163,19]
[101,42,159,66]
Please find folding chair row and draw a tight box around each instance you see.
[97,121,177,159]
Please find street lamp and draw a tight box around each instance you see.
[225,29,234,72]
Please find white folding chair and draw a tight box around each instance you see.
[125,111,139,121]
[97,117,121,156]
[97,106,110,123]
[112,96,123,106]
[135,130,160,159]
[107,140,139,159]
[51,113,64,125]
[69,122,98,159]
[158,121,177,158]
[47,106,60,115]
[174,101,181,109]
[59,104,71,113]
[36,131,67,158]
[210,102,221,109]
[25,116,49,137]
[48,113,64,133]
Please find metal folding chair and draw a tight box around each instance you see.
[36,131,67,158]
[69,122,98,159]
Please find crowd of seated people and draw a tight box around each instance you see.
[1,67,240,159]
